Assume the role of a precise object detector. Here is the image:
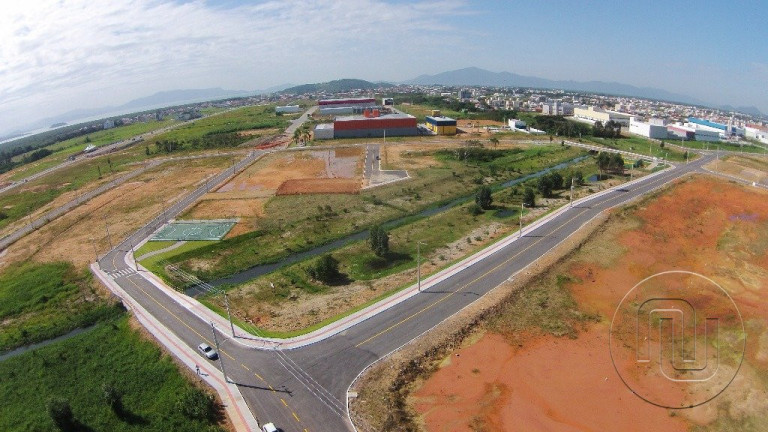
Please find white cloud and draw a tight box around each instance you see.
[0,0,471,134]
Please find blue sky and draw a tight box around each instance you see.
[1,0,766,136]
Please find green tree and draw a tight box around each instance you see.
[102,381,123,413]
[48,397,75,431]
[176,389,216,421]
[307,254,341,284]
[523,187,536,207]
[596,152,611,178]
[489,137,499,148]
[369,225,390,257]
[475,185,493,209]
[572,170,584,186]
[549,172,564,189]
[537,175,554,198]
[609,153,625,173]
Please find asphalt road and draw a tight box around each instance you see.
[95,146,729,431]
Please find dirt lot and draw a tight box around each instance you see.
[0,157,232,270]
[354,175,768,431]
[704,154,768,185]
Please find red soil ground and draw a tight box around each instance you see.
[412,176,768,431]
[275,178,360,195]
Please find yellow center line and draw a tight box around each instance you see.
[281,398,288,407]
[356,207,589,348]
[293,412,301,422]
[355,166,685,348]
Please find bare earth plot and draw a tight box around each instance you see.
[0,157,232,270]
[704,154,768,186]
[366,176,768,432]
[184,148,364,237]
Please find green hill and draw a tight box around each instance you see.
[281,79,393,95]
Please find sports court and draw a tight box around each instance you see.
[151,219,237,241]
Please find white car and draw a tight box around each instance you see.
[197,343,218,360]
[262,422,278,432]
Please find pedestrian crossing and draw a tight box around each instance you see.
[108,267,136,278]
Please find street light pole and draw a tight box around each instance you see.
[569,177,574,208]
[519,203,524,238]
[104,216,113,250]
[130,243,137,270]
[417,241,426,291]
[224,292,235,337]
[210,322,229,383]
[91,237,100,269]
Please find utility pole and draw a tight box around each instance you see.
[130,243,137,270]
[519,203,524,239]
[569,177,574,208]
[416,241,426,292]
[224,292,235,337]
[104,215,113,250]
[91,237,100,269]
[210,322,229,383]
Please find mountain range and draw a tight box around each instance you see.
[280,79,393,95]
[7,67,763,139]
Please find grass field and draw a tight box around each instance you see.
[7,119,177,181]
[0,261,122,352]
[0,105,284,233]
[158,145,587,282]
[585,135,688,161]
[672,138,767,154]
[0,315,226,432]
[197,155,620,335]
[151,104,288,144]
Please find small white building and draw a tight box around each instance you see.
[508,119,526,130]
[276,105,301,114]
[313,123,335,140]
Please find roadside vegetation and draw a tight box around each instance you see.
[0,261,122,353]
[0,104,284,233]
[0,315,226,432]
[196,152,638,337]
[158,144,587,283]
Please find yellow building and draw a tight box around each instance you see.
[425,115,457,135]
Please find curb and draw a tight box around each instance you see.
[92,263,260,432]
[124,163,676,351]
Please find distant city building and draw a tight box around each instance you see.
[508,119,526,129]
[459,88,472,100]
[275,105,301,114]
[103,119,115,129]
[382,97,394,106]
[541,101,573,116]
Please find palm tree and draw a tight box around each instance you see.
[292,129,301,146]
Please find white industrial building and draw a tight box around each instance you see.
[745,125,768,144]
[276,105,301,114]
[629,117,668,139]
[573,106,631,127]
[508,119,526,129]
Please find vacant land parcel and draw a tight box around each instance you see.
[354,176,768,432]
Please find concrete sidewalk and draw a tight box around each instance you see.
[92,263,261,432]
